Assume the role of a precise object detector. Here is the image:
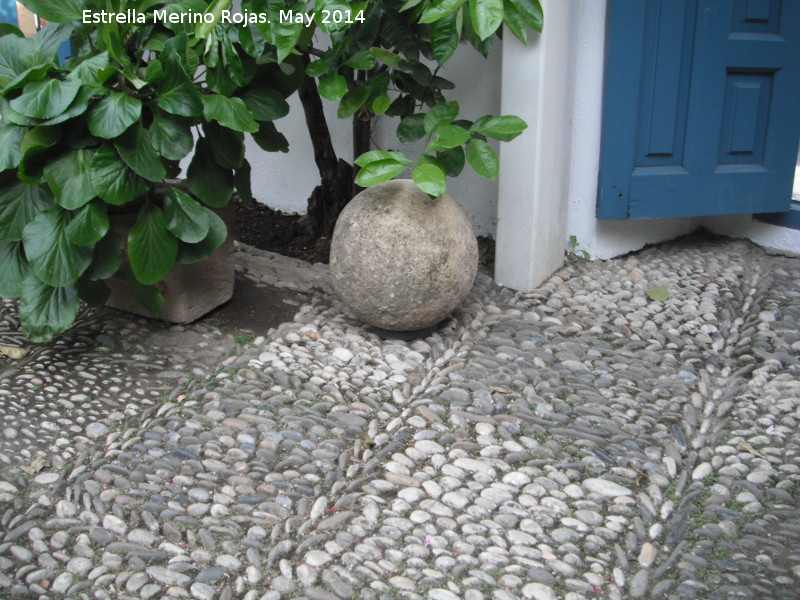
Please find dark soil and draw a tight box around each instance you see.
[234,197,331,264]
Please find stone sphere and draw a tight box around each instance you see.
[331,179,478,331]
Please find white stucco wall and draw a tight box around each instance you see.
[704,215,800,256]
[245,40,502,237]
[495,0,575,291]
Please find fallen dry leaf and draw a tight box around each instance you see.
[738,441,768,460]
[20,455,48,475]
[0,345,29,359]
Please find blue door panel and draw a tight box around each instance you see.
[598,0,800,219]
[635,0,695,168]
[1,0,17,25]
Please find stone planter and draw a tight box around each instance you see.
[106,203,235,323]
[330,180,478,332]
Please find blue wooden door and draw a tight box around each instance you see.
[598,0,800,219]
[0,0,18,26]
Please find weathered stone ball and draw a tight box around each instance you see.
[331,179,478,331]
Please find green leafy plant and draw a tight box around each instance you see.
[258,0,542,235]
[1,0,542,342]
[568,234,590,259]
[0,0,301,341]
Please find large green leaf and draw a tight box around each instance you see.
[397,114,426,143]
[0,97,38,127]
[420,0,466,23]
[502,0,528,43]
[426,124,471,152]
[42,85,95,126]
[0,176,51,241]
[466,138,499,179]
[431,11,462,65]
[470,0,504,40]
[510,0,543,32]
[19,0,84,23]
[436,146,466,177]
[85,229,122,280]
[0,24,68,89]
[127,270,164,318]
[206,62,238,97]
[313,0,353,33]
[0,240,30,298]
[354,150,411,167]
[318,74,348,101]
[22,207,92,286]
[196,0,233,38]
[65,201,109,246]
[261,2,305,63]
[89,145,149,206]
[234,159,253,205]
[10,79,82,120]
[19,277,80,342]
[88,92,142,139]
[127,201,177,285]
[372,94,391,114]
[156,54,203,117]
[305,58,331,77]
[204,121,244,169]
[462,2,494,56]
[371,47,404,69]
[67,52,113,85]
[186,138,234,207]
[17,127,58,183]
[239,84,290,121]
[44,148,97,210]
[412,155,447,197]
[423,101,460,135]
[164,186,210,244]
[148,109,194,161]
[176,208,227,264]
[470,115,527,141]
[251,121,289,153]
[114,126,166,182]
[345,50,377,71]
[0,124,24,170]
[337,86,372,119]
[20,125,59,155]
[202,94,258,133]
[354,159,408,187]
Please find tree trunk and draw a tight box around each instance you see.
[298,57,354,240]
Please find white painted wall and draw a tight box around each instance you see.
[495,0,576,291]
[704,215,800,256]
[245,39,502,237]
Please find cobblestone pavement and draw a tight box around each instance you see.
[0,237,799,600]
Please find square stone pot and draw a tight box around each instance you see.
[105,203,235,324]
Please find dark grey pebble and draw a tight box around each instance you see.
[526,567,556,586]
[4,521,35,543]
[197,567,226,582]
[89,528,114,546]
[305,588,341,600]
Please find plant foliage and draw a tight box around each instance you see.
[1,0,542,341]
[0,0,300,340]
[262,0,540,194]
